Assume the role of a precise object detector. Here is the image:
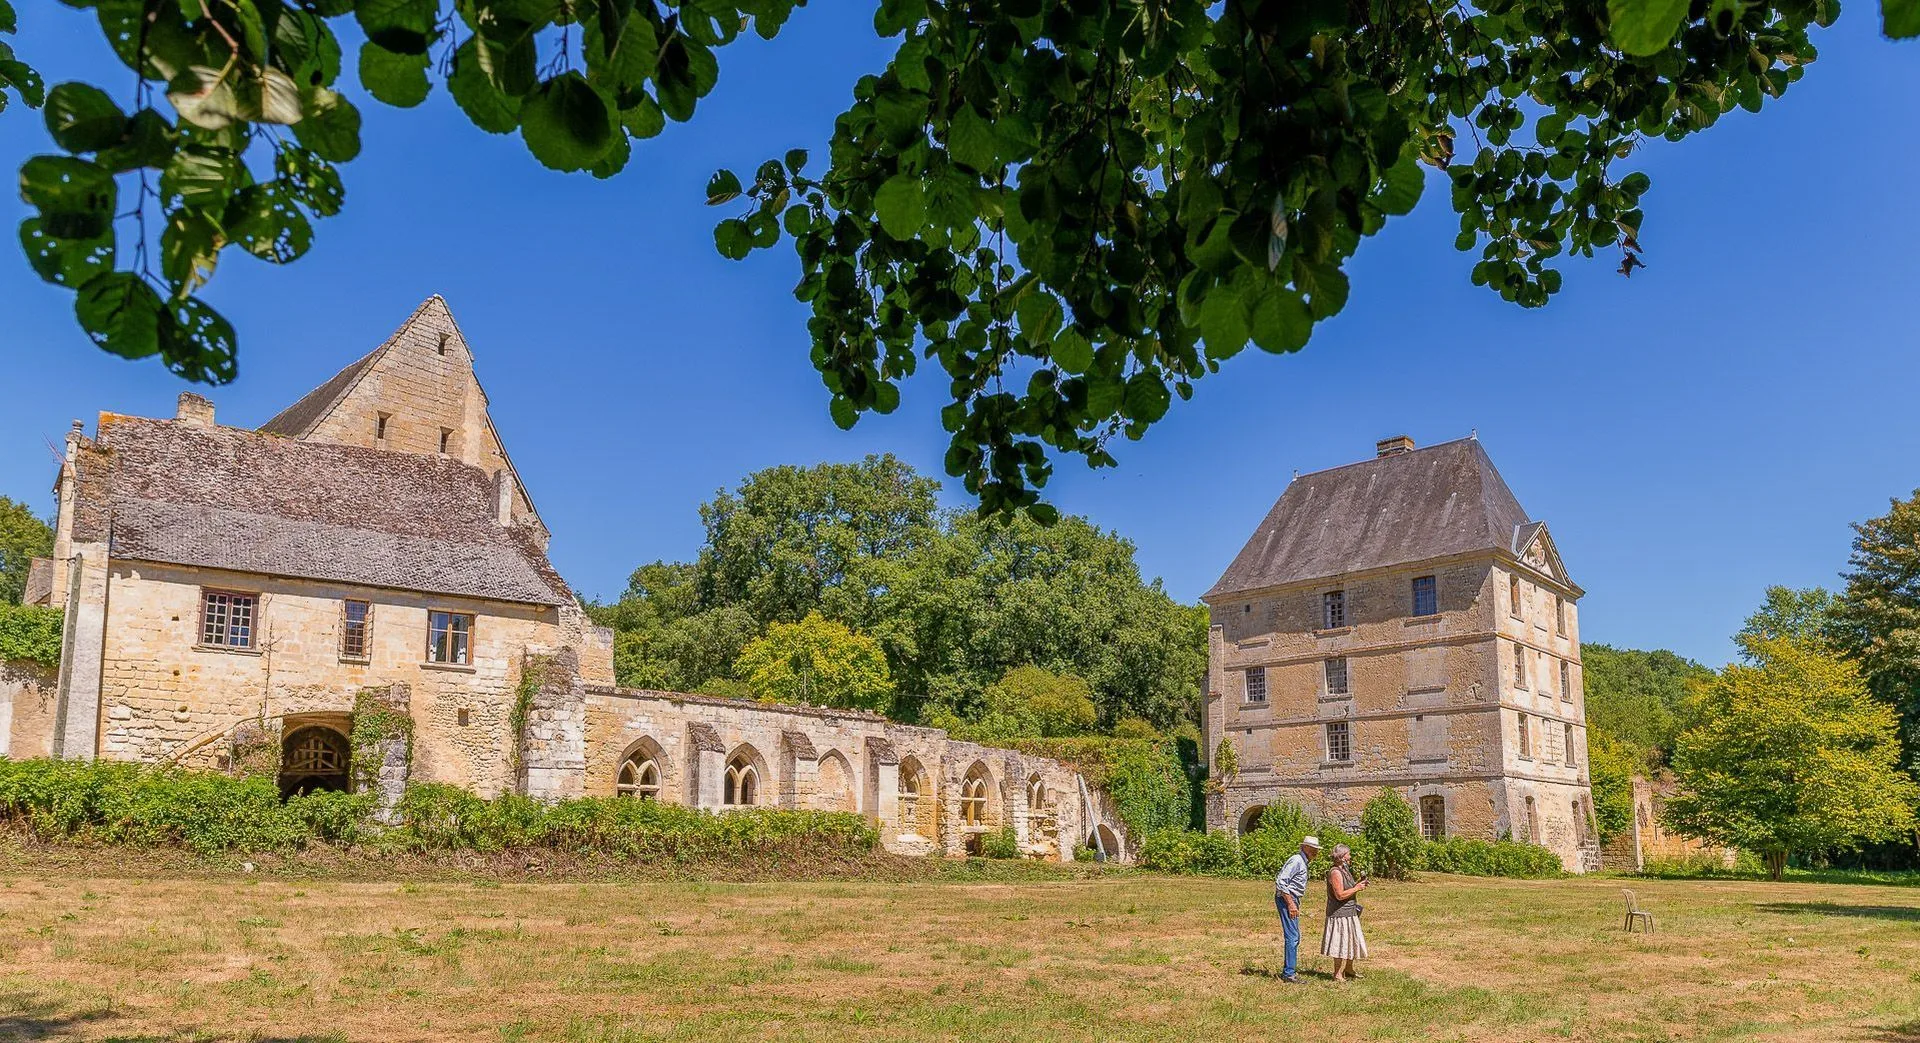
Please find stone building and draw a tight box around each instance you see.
[6,296,1122,862]
[1202,435,1599,872]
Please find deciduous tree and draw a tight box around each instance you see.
[1663,637,1919,880]
[733,610,894,711]
[4,0,1895,513]
[0,496,52,606]
[1580,642,1713,769]
[1833,491,1920,769]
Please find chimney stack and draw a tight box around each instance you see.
[176,392,215,427]
[1375,435,1416,458]
[494,469,516,527]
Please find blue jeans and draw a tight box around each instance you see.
[1275,895,1300,979]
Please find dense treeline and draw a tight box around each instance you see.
[587,455,1208,735]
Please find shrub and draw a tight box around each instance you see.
[978,825,1020,859]
[1419,837,1563,878]
[0,604,62,667]
[286,790,378,844]
[1360,790,1423,880]
[1139,828,1240,875]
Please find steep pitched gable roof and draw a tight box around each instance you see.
[1205,438,1533,600]
[75,415,572,606]
[257,319,411,438]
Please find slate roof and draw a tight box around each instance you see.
[74,415,572,606]
[1205,438,1533,600]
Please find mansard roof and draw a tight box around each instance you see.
[1205,437,1541,600]
[73,414,572,606]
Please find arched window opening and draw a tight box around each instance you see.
[725,751,760,806]
[898,757,934,840]
[1026,774,1045,812]
[1238,805,1268,836]
[280,726,350,798]
[617,756,660,800]
[960,771,990,827]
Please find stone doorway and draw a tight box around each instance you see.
[280,725,351,797]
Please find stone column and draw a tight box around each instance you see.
[518,650,586,801]
[52,549,109,761]
[686,722,726,808]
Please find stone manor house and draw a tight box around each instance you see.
[2,297,1123,862]
[1203,435,1600,872]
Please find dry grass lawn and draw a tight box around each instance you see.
[1,862,1917,1042]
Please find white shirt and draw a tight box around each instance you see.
[1275,851,1311,902]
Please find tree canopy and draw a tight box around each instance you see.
[5,0,1902,514]
[1833,490,1920,770]
[586,454,1206,730]
[1663,636,1919,880]
[732,610,895,711]
[0,496,53,606]
[1579,641,1713,769]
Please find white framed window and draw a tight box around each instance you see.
[1325,721,1351,762]
[1419,795,1446,840]
[1322,590,1346,629]
[1244,666,1267,703]
[427,610,473,665]
[1324,657,1349,696]
[200,590,257,649]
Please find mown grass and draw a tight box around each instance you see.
[0,855,1917,1042]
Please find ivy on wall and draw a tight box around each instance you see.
[349,687,413,789]
[0,604,62,668]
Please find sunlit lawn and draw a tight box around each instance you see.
[2,861,1918,1042]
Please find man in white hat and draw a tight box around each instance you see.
[1274,835,1321,983]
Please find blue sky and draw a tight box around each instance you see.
[3,8,1915,670]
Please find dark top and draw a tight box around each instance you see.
[1326,866,1362,919]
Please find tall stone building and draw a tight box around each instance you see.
[6,297,1123,862]
[1202,435,1598,871]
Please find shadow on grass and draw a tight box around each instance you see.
[1754,902,1920,922]
[0,995,345,1043]
[1858,1020,1920,1042]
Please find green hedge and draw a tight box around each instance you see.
[0,604,62,667]
[0,758,878,860]
[1137,799,1564,881]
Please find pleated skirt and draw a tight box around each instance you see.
[1320,915,1369,959]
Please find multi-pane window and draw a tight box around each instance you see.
[1244,666,1267,703]
[1564,723,1578,767]
[1411,575,1437,617]
[1325,721,1352,762]
[1517,714,1532,758]
[341,600,370,659]
[1322,590,1346,629]
[1509,574,1524,619]
[427,610,473,665]
[1514,645,1529,689]
[1419,795,1446,840]
[1560,660,1572,700]
[200,590,257,649]
[1324,657,1349,696]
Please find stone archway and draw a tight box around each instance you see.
[897,756,935,842]
[1238,804,1268,835]
[814,749,855,811]
[280,725,350,797]
[724,743,769,807]
[1086,823,1123,861]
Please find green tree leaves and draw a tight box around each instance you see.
[1607,0,1694,55]
[519,72,616,172]
[873,174,924,239]
[358,42,431,108]
[44,83,127,152]
[1889,0,1920,35]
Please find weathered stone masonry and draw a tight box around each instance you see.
[10,296,1126,863]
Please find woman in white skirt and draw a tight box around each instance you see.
[1321,842,1370,981]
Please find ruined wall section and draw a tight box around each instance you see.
[583,687,1107,862]
[0,660,58,759]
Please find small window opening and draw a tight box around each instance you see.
[376,412,390,440]
[439,427,452,454]
[1411,575,1437,617]
[457,708,470,727]
[437,331,450,355]
[1325,720,1351,762]
[1323,590,1346,629]
[1324,657,1349,696]
[1244,666,1267,703]
[1419,795,1446,840]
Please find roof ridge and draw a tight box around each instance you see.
[257,296,442,438]
[1286,435,1479,484]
